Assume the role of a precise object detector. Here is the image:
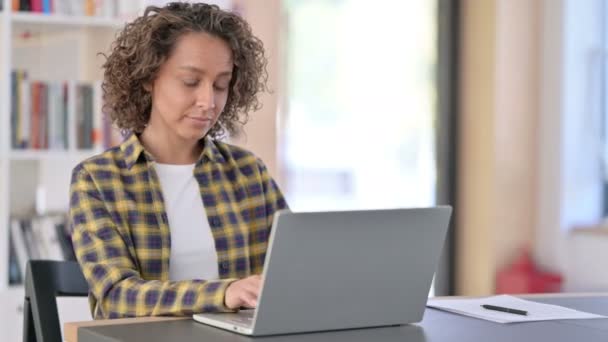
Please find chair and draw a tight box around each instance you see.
[23,260,89,342]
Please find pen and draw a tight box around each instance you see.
[481,304,528,316]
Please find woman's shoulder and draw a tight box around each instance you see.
[71,145,126,177]
[212,140,263,165]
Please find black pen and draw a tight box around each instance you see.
[481,304,528,316]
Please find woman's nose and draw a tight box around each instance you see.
[195,82,215,110]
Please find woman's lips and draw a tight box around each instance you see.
[185,116,212,128]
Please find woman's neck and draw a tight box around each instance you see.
[139,124,202,165]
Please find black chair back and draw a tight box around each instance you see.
[23,260,89,342]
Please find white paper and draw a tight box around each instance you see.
[426,295,607,323]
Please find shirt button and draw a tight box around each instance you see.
[220,262,229,270]
[211,218,220,227]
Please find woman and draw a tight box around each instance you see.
[69,2,287,319]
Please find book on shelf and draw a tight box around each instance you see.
[11,69,122,152]
[75,83,94,149]
[12,70,68,150]
[31,0,42,12]
[12,0,138,19]
[17,0,30,12]
[9,213,76,284]
[8,235,22,285]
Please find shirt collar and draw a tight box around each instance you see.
[199,135,226,164]
[120,132,224,170]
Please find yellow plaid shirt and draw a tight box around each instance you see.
[69,133,288,319]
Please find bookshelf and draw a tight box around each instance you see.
[9,149,99,160]
[11,11,127,28]
[0,1,146,338]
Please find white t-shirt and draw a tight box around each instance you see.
[153,162,219,281]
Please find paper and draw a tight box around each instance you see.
[426,295,607,323]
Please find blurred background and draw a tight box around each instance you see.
[1,0,607,340]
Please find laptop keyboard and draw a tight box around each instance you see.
[225,310,254,327]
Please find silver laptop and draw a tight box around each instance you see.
[193,206,452,336]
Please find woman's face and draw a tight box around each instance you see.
[147,32,233,142]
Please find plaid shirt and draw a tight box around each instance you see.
[69,133,288,319]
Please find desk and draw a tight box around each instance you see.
[67,294,608,342]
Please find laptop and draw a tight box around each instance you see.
[193,206,452,336]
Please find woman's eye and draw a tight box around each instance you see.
[183,80,199,87]
[214,84,229,91]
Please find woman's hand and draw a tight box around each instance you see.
[224,275,262,309]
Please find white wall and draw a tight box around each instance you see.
[535,0,604,275]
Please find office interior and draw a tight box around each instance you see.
[1,0,607,340]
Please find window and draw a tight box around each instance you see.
[282,0,438,212]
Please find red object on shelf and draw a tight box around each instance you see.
[495,249,563,294]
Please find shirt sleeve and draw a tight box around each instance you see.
[69,165,237,319]
[256,158,289,223]
[247,158,289,273]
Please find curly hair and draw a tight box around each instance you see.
[101,2,268,139]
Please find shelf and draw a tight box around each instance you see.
[12,12,127,27]
[0,284,25,294]
[10,12,127,34]
[9,149,99,161]
[7,284,24,292]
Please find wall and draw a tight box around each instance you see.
[457,0,540,295]
[229,0,283,186]
[536,0,605,289]
[457,0,497,295]
[494,0,540,278]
